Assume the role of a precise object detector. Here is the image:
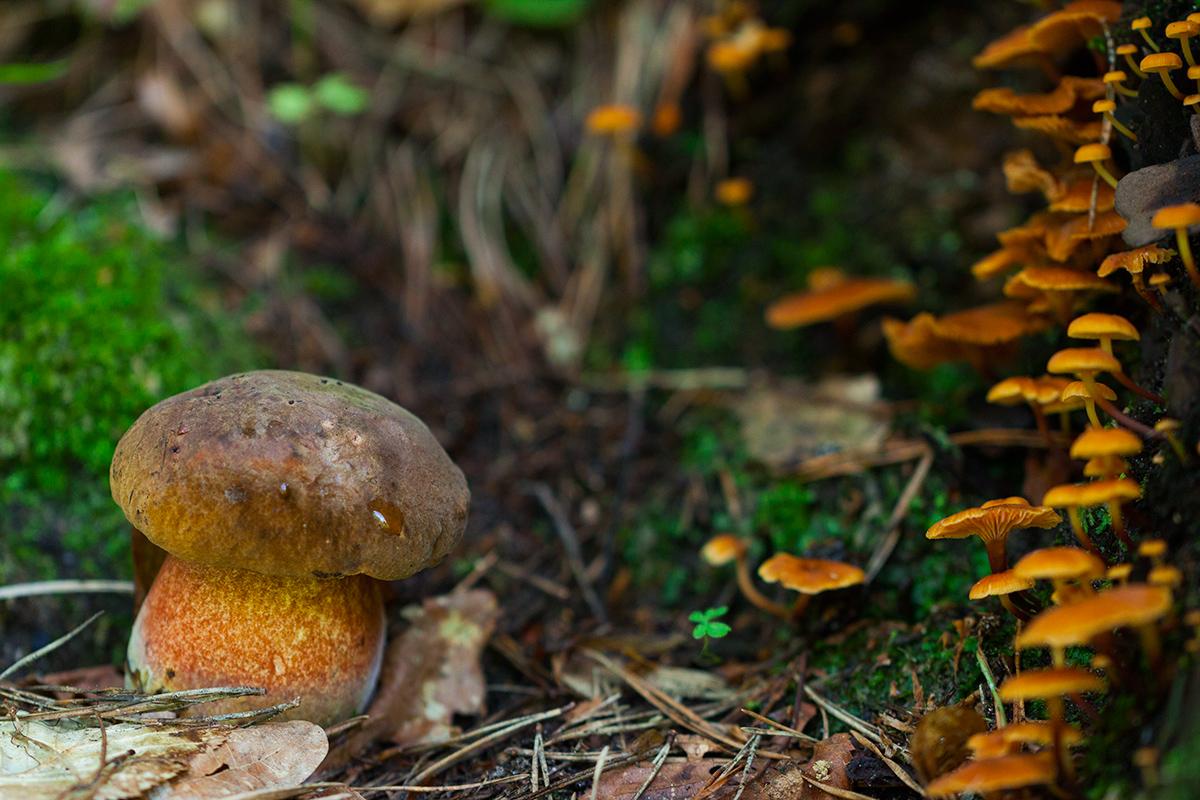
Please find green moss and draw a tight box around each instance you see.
[0,172,260,581]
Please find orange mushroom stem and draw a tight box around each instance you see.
[1133,16,1159,52]
[1093,99,1136,141]
[701,535,792,619]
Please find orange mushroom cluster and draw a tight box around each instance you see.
[702,2,790,97]
[887,3,1200,377]
[926,538,1176,796]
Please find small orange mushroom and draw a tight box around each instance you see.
[1132,16,1160,53]
[1074,142,1120,188]
[756,553,865,617]
[926,498,1062,574]
[1166,20,1198,67]
[701,534,790,619]
[765,275,915,329]
[925,753,1057,798]
[1093,98,1137,141]
[1141,52,1185,99]
[1150,203,1200,288]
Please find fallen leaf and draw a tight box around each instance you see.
[324,590,498,767]
[0,719,200,800]
[154,721,327,799]
[732,376,889,472]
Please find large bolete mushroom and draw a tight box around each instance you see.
[111,370,470,725]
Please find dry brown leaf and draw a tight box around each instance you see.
[732,376,889,472]
[324,590,498,768]
[154,721,327,799]
[355,0,469,25]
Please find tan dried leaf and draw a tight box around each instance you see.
[153,721,327,799]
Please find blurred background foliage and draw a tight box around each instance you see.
[0,172,260,582]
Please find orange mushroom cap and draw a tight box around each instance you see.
[1070,427,1143,459]
[1014,115,1102,144]
[1046,347,1121,376]
[765,277,916,329]
[882,314,963,370]
[974,77,1104,116]
[929,301,1050,345]
[986,376,1036,406]
[1074,142,1112,163]
[585,104,641,135]
[1013,546,1106,582]
[1061,379,1116,403]
[1017,584,1172,649]
[970,570,1037,600]
[1097,245,1176,277]
[1001,149,1061,197]
[1149,565,1182,587]
[757,554,865,595]
[1007,265,1118,294]
[1166,21,1198,39]
[927,499,1061,544]
[925,753,1057,798]
[968,722,1083,757]
[1049,179,1115,213]
[1084,455,1129,477]
[972,247,1027,280]
[998,666,1105,700]
[1151,203,1200,229]
[1138,539,1168,559]
[715,177,754,206]
[1043,477,1140,508]
[1142,52,1184,73]
[1068,313,1139,342]
[701,534,748,566]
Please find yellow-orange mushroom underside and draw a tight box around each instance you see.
[128,555,385,725]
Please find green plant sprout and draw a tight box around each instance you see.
[690,606,732,646]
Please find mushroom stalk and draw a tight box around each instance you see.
[984,538,1009,574]
[1065,508,1101,558]
[734,555,792,619]
[1174,227,1200,288]
[1079,375,1104,428]
[1111,371,1166,405]
[1091,393,1158,438]
[1107,501,1134,550]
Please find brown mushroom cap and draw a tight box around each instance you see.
[1013,546,1105,582]
[925,753,1057,798]
[1016,585,1172,649]
[998,666,1105,700]
[110,370,470,580]
[765,277,916,329]
[757,554,865,594]
[1070,427,1143,459]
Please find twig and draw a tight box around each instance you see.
[355,775,526,793]
[630,736,673,800]
[0,580,134,602]
[865,447,934,583]
[849,731,922,793]
[976,644,1007,728]
[0,612,104,681]
[527,482,608,622]
[404,706,569,786]
[804,687,881,743]
[588,744,610,800]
